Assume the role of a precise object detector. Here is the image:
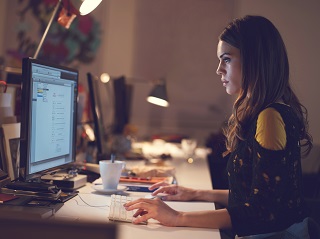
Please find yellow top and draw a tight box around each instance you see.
[255,107,286,150]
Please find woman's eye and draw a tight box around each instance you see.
[223,57,231,63]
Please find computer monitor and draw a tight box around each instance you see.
[112,76,131,134]
[19,57,78,181]
[86,74,133,160]
[87,72,106,159]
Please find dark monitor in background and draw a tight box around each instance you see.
[86,74,132,160]
[6,71,22,85]
[87,72,109,160]
[112,76,132,135]
[19,57,78,181]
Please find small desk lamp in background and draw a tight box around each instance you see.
[146,78,169,107]
[33,0,103,59]
[100,73,170,108]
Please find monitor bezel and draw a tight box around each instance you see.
[20,57,78,181]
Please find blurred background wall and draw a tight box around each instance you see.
[0,0,319,146]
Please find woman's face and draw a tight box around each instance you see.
[216,40,242,95]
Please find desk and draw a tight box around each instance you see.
[55,156,221,239]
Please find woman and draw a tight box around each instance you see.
[124,15,313,238]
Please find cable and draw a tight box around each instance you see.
[75,194,109,208]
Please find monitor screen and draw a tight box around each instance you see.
[20,58,78,181]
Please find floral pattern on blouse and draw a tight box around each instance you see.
[226,103,306,236]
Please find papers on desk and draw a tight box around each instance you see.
[127,165,176,178]
[92,176,174,192]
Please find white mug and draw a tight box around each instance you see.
[99,160,125,189]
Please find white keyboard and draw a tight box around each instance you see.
[108,194,135,223]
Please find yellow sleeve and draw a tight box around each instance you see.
[255,108,286,150]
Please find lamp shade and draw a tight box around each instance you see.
[70,0,102,15]
[147,82,169,107]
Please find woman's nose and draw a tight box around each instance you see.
[216,62,222,75]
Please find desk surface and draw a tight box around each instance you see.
[55,156,221,239]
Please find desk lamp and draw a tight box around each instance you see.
[100,73,170,107]
[100,73,169,107]
[146,79,169,107]
[33,0,102,59]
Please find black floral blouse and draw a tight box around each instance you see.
[226,103,306,236]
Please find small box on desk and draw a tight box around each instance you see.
[42,174,87,190]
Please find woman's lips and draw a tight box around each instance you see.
[221,80,228,87]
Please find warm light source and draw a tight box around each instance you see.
[33,0,102,59]
[71,0,103,15]
[147,80,169,107]
[100,73,111,83]
[83,123,95,141]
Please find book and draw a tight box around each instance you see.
[0,130,8,172]
[1,181,62,201]
[119,182,154,192]
[119,176,174,192]
[0,195,64,219]
[0,193,19,203]
[1,123,20,180]
[119,176,173,184]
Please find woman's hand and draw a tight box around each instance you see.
[148,181,197,201]
[124,198,182,226]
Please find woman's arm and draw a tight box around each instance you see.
[124,198,232,229]
[193,189,229,206]
[149,182,229,207]
[177,208,232,229]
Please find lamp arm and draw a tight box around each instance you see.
[33,0,62,59]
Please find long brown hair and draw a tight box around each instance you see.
[219,15,312,156]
